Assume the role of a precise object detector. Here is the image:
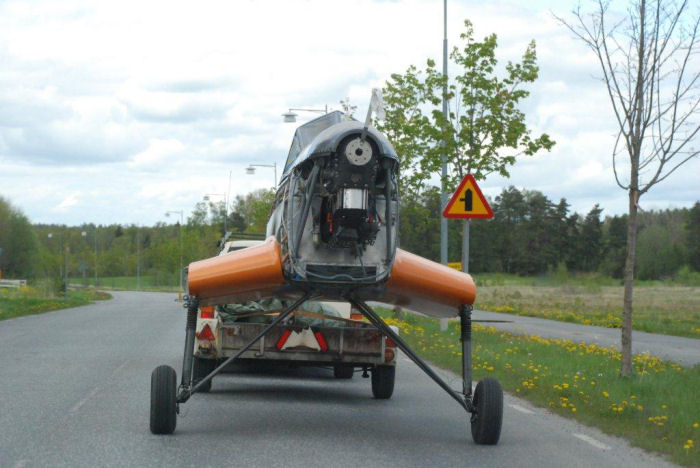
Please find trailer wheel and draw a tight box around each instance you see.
[193,357,217,393]
[150,365,177,434]
[470,377,503,445]
[334,365,354,379]
[371,365,395,399]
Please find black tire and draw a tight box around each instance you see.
[371,365,395,399]
[193,357,217,393]
[150,365,177,434]
[470,377,503,445]
[334,365,354,379]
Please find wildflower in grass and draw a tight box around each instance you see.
[694,422,699,429]
[602,391,610,398]
[683,439,694,451]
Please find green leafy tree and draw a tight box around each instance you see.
[230,189,275,233]
[581,204,604,271]
[398,187,442,260]
[687,202,700,271]
[0,196,39,279]
[601,215,628,278]
[379,20,554,194]
[378,19,554,270]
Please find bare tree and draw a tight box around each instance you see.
[556,0,699,376]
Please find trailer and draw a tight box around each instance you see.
[188,240,398,398]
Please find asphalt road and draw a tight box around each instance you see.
[0,292,677,468]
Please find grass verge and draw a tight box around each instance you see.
[0,286,111,321]
[475,279,700,339]
[377,308,699,467]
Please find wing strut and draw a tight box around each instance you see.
[348,298,475,413]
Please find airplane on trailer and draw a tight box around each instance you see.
[150,90,504,444]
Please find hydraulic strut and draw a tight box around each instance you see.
[459,304,473,398]
[180,296,199,392]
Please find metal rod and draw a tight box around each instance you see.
[182,292,313,401]
[349,298,471,412]
[440,0,449,269]
[459,304,473,397]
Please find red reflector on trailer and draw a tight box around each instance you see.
[385,337,396,348]
[314,331,328,352]
[276,329,292,350]
[385,348,395,363]
[196,324,216,341]
[201,306,215,319]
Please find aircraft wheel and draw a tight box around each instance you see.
[470,377,503,445]
[193,357,217,393]
[334,365,354,379]
[371,365,395,399]
[150,365,177,434]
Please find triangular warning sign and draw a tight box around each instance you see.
[442,174,493,219]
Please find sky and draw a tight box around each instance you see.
[0,0,698,227]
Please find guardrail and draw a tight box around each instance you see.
[0,279,27,288]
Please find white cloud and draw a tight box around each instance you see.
[0,0,697,226]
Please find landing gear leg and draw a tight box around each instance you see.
[348,298,470,411]
[461,305,503,445]
[180,296,199,393]
[349,298,503,444]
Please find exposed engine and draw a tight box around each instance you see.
[315,135,381,250]
[269,112,399,284]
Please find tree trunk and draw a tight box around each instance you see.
[620,188,639,376]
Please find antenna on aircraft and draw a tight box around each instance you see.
[360,88,386,142]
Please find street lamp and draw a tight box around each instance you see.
[47,232,67,297]
[281,105,328,123]
[81,231,88,287]
[80,228,99,287]
[246,163,277,187]
[165,210,184,292]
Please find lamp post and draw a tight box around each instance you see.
[165,210,184,292]
[81,231,88,287]
[204,192,228,234]
[439,0,450,332]
[93,227,99,286]
[47,232,67,297]
[281,106,328,123]
[246,163,277,187]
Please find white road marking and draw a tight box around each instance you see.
[508,404,534,414]
[573,433,611,450]
[112,359,130,375]
[69,386,100,414]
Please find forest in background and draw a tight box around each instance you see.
[1,188,698,292]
